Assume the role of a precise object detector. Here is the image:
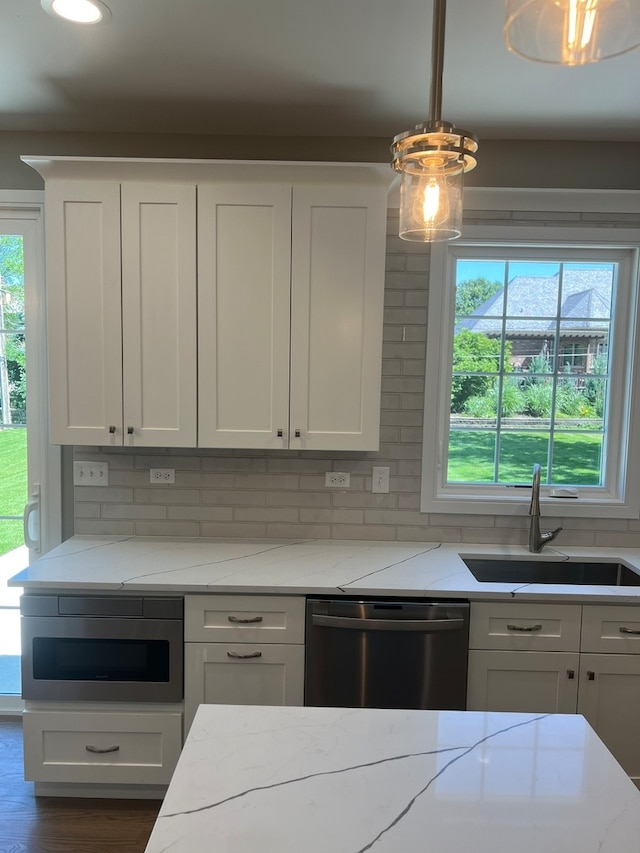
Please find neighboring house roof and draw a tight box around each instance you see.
[458,269,613,337]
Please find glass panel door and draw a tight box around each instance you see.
[0,204,60,704]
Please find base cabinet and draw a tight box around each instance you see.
[23,708,182,787]
[184,594,305,736]
[184,643,304,735]
[577,654,640,781]
[467,650,579,713]
[468,602,640,783]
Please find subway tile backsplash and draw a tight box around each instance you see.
[73,207,640,547]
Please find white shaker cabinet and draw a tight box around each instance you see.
[43,179,197,446]
[198,181,387,450]
[468,601,640,784]
[184,595,305,736]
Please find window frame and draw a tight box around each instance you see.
[421,194,640,520]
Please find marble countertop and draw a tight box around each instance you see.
[143,704,640,853]
[9,534,640,602]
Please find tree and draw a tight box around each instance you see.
[451,330,511,412]
[0,236,25,425]
[455,276,502,316]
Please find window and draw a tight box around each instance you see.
[422,203,640,519]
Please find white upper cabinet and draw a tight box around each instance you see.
[45,181,124,446]
[120,183,197,446]
[198,180,387,450]
[44,177,197,446]
[26,157,390,450]
[198,184,292,449]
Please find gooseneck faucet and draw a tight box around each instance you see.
[528,463,562,553]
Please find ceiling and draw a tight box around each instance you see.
[1,0,638,143]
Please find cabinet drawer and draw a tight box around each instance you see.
[23,710,182,785]
[184,642,305,735]
[581,605,640,653]
[185,594,305,643]
[469,602,581,651]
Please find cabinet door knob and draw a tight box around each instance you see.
[294,429,301,438]
[588,671,596,681]
[127,426,134,435]
[226,651,262,659]
[277,429,284,438]
[108,425,116,434]
[567,670,575,679]
[506,623,542,632]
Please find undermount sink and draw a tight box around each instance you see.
[462,558,640,587]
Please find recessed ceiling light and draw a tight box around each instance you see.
[41,0,111,24]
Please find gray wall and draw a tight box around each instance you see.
[3,131,640,190]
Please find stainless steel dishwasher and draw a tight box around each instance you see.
[304,598,469,710]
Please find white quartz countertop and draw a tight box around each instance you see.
[143,704,640,853]
[9,534,640,602]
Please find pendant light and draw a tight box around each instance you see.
[504,0,640,66]
[391,0,478,243]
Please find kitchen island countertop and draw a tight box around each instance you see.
[143,703,640,853]
[9,534,640,602]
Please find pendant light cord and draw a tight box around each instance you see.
[429,0,447,124]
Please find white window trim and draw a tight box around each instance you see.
[421,189,640,520]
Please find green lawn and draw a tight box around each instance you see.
[0,428,27,557]
[448,430,603,486]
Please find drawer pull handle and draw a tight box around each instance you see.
[85,744,120,754]
[226,651,262,659]
[506,623,542,632]
[619,626,640,635]
[228,615,263,624]
[567,669,575,679]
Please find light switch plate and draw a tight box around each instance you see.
[372,466,390,494]
[73,461,109,487]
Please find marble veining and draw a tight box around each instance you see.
[9,534,640,602]
[143,706,640,853]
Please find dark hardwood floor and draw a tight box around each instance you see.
[0,716,161,853]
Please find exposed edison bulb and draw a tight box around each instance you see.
[563,0,602,63]
[504,0,640,65]
[399,168,463,242]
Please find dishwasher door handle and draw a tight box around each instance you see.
[310,614,465,632]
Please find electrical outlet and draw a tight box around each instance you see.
[73,461,109,487]
[372,466,390,494]
[150,468,175,484]
[325,472,350,488]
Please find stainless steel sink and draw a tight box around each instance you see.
[462,558,640,586]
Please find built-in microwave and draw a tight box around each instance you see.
[20,594,184,703]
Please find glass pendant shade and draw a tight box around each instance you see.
[504,0,640,65]
[398,167,464,242]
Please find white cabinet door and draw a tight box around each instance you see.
[45,181,123,444]
[290,184,386,451]
[198,184,292,448]
[184,642,305,735]
[121,183,197,446]
[467,650,579,713]
[198,181,386,451]
[578,653,640,783]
